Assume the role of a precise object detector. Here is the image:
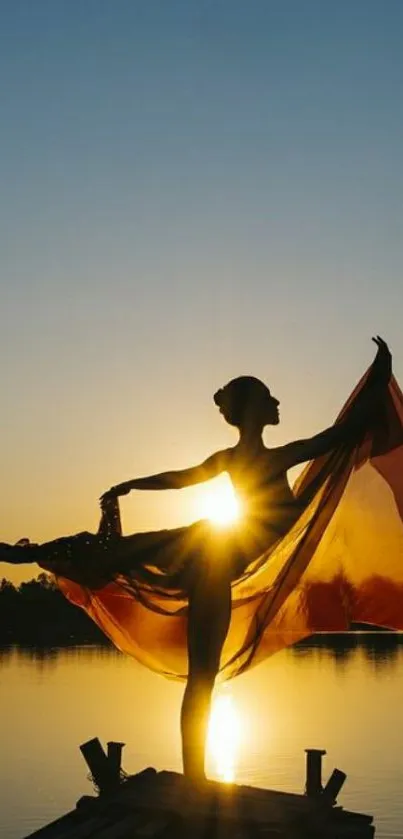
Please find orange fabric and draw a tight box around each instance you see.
[55,371,403,681]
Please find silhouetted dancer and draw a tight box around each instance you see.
[0,337,392,781]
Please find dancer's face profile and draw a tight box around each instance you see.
[262,391,280,426]
[214,377,280,430]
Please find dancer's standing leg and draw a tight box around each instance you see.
[180,561,232,780]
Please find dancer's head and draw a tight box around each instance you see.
[214,376,279,430]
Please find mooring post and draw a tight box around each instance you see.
[323,768,347,803]
[305,748,326,796]
[107,741,125,776]
[80,738,122,794]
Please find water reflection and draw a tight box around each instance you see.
[0,642,114,671]
[292,632,403,669]
[207,689,242,782]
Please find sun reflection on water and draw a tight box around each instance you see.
[207,690,242,782]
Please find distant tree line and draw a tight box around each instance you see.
[0,574,110,645]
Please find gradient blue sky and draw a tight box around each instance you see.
[1,1,403,580]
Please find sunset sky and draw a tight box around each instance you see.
[1,1,403,583]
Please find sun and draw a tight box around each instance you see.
[198,480,241,527]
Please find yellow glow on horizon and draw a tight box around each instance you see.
[207,691,242,782]
[198,482,241,527]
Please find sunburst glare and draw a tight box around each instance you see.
[207,690,242,782]
[198,481,241,527]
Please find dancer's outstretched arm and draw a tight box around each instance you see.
[101,449,230,501]
[275,336,392,470]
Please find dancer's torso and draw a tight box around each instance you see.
[226,444,302,541]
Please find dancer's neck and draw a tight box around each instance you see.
[237,424,265,452]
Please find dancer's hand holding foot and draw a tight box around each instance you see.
[100,482,132,505]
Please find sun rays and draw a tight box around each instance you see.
[197,481,241,527]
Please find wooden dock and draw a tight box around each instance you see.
[24,739,375,838]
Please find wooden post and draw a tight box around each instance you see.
[323,768,347,803]
[107,741,125,776]
[305,748,326,796]
[80,738,120,794]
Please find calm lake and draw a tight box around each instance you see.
[1,635,403,839]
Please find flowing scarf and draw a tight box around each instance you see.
[54,368,403,681]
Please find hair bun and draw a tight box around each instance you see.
[213,388,224,407]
